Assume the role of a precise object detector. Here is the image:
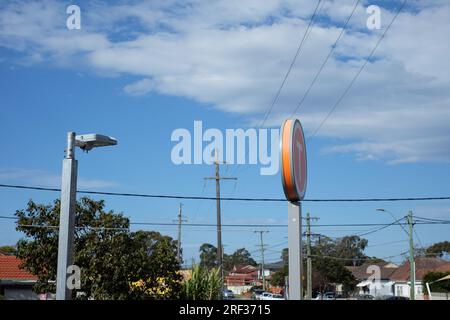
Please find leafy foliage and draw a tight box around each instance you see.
[426,241,450,258]
[199,243,257,272]
[223,248,257,271]
[0,245,16,256]
[15,197,182,299]
[199,243,218,269]
[181,264,221,300]
[422,271,450,293]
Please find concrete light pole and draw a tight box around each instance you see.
[376,208,415,300]
[56,132,117,300]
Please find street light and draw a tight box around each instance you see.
[376,208,408,235]
[56,132,117,300]
[376,208,415,300]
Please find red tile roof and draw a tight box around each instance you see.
[0,256,38,281]
[230,265,258,274]
[390,257,450,281]
[347,262,398,280]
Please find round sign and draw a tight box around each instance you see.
[280,119,307,202]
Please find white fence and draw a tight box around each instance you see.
[430,292,450,300]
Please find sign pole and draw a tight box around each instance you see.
[280,119,307,300]
[288,201,302,300]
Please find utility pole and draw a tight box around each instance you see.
[204,158,237,293]
[173,203,187,264]
[255,230,269,291]
[407,210,416,300]
[305,213,319,300]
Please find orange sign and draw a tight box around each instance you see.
[281,119,307,202]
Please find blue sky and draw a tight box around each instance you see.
[1,0,450,265]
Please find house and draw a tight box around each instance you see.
[390,257,450,299]
[225,265,267,294]
[347,262,399,297]
[348,257,450,299]
[0,255,39,300]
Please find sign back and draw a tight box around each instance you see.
[281,119,307,202]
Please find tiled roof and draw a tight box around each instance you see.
[390,257,450,281]
[231,265,258,274]
[433,262,450,273]
[0,256,38,281]
[347,262,398,280]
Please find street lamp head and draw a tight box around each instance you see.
[75,134,118,151]
[376,208,386,212]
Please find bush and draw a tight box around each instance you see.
[181,264,221,300]
[422,271,450,294]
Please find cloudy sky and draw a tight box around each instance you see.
[1,0,449,264]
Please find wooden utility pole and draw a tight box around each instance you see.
[305,213,319,300]
[254,230,269,291]
[173,203,187,263]
[204,159,237,292]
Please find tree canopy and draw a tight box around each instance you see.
[199,243,257,271]
[425,241,450,258]
[15,197,182,299]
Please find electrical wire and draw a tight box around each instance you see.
[2,215,449,228]
[260,0,323,128]
[308,250,409,262]
[289,0,361,117]
[356,216,406,237]
[310,0,408,136]
[1,183,450,202]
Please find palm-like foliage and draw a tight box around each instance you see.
[182,264,221,300]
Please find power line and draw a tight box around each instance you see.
[356,216,406,237]
[311,0,408,136]
[2,183,450,202]
[414,216,450,223]
[289,0,361,117]
[260,0,323,127]
[308,250,409,262]
[3,216,449,229]
[366,239,408,248]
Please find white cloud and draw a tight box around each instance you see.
[1,0,449,163]
[123,78,155,96]
[0,168,118,189]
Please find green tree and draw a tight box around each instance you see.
[0,245,16,255]
[426,241,450,258]
[422,271,450,294]
[310,236,358,294]
[15,197,182,299]
[334,236,368,266]
[223,248,257,271]
[270,249,288,287]
[270,267,287,287]
[199,243,218,269]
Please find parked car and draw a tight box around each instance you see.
[260,292,285,300]
[251,289,265,300]
[354,294,375,300]
[222,289,235,300]
[323,292,336,300]
[385,296,409,300]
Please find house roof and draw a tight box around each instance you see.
[0,256,38,281]
[231,265,258,274]
[347,262,398,280]
[390,257,450,281]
